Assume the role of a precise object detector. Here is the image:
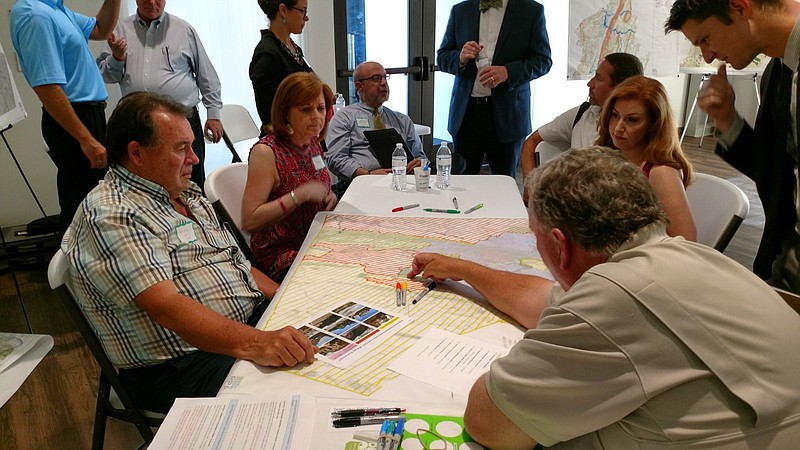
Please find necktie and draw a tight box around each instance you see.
[373,108,386,130]
[480,0,502,13]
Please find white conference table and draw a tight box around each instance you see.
[334,173,527,218]
[216,174,533,448]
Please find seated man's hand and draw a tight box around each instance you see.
[252,326,317,367]
[353,167,392,177]
[406,158,422,173]
[408,252,465,282]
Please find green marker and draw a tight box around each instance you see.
[424,208,460,214]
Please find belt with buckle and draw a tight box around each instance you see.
[72,100,108,109]
[470,96,492,105]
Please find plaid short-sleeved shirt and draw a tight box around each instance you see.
[62,166,264,369]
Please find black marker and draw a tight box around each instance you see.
[332,415,403,428]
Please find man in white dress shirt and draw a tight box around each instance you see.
[97,0,223,190]
[519,52,643,189]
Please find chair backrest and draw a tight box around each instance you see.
[221,104,261,163]
[204,163,265,272]
[221,104,260,143]
[47,250,162,448]
[685,172,750,252]
[534,140,568,167]
[205,162,249,235]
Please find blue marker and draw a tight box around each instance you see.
[380,420,399,450]
[388,417,405,450]
[377,419,391,450]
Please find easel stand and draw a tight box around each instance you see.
[0,124,59,332]
[680,72,761,146]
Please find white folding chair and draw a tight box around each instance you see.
[685,172,750,252]
[48,250,164,450]
[220,104,261,162]
[533,141,568,167]
[204,162,264,271]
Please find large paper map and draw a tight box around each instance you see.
[261,213,548,396]
[568,0,679,79]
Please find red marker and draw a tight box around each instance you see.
[391,203,419,213]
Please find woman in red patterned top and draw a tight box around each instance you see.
[596,76,696,241]
[242,72,337,281]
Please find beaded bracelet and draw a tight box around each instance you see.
[278,196,289,213]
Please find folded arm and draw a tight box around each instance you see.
[89,0,120,40]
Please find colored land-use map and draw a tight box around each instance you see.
[261,213,548,396]
[569,0,679,79]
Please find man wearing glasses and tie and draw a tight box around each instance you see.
[326,61,426,183]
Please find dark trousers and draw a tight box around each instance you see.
[41,102,108,233]
[453,97,524,177]
[119,300,268,413]
[188,107,206,193]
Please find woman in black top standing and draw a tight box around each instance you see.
[250,0,313,134]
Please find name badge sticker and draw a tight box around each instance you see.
[176,221,198,244]
[356,117,370,128]
[311,154,326,171]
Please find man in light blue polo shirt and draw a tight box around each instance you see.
[10,0,119,231]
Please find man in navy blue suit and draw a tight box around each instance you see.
[438,0,552,176]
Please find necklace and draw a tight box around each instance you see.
[281,39,304,65]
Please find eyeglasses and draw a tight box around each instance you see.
[289,6,308,17]
[357,74,390,84]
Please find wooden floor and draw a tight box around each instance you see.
[0,134,763,450]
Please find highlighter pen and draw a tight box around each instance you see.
[395,282,402,307]
[333,408,406,418]
[463,203,484,214]
[424,208,460,214]
[333,415,403,428]
[401,281,408,306]
[391,203,420,213]
[411,281,437,305]
[452,197,459,210]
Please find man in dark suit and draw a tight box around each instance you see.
[666,0,800,293]
[438,0,552,177]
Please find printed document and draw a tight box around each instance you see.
[150,394,314,450]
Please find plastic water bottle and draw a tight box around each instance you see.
[436,141,452,189]
[334,93,346,114]
[391,143,407,191]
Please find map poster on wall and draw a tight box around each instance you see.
[0,40,26,130]
[679,41,771,74]
[568,0,680,80]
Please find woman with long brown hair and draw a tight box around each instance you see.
[597,75,696,240]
